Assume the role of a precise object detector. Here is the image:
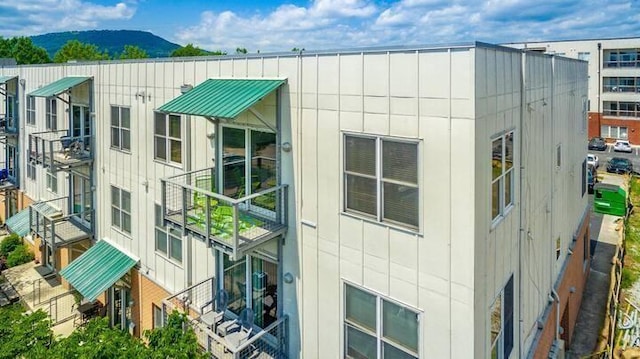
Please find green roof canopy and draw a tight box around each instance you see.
[28,76,91,98]
[158,79,285,119]
[6,208,30,237]
[59,239,138,302]
[0,75,17,84]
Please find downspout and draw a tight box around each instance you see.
[551,289,561,340]
[185,104,193,287]
[518,50,526,359]
[597,43,602,135]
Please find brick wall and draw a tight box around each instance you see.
[135,271,170,337]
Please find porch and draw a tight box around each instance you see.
[162,277,288,358]
[28,130,92,171]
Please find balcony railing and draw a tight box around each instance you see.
[0,162,18,191]
[162,277,289,359]
[28,130,92,171]
[0,115,18,137]
[30,197,93,248]
[162,167,288,260]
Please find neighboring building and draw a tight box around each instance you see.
[506,37,640,143]
[0,42,588,358]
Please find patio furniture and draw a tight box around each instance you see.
[0,169,8,181]
[223,307,254,348]
[60,135,82,159]
[217,307,254,337]
[73,301,100,327]
[200,289,229,330]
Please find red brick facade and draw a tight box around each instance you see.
[532,213,590,358]
[589,111,640,144]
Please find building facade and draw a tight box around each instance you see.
[506,37,640,144]
[0,42,588,358]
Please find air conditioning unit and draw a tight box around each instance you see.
[548,339,565,359]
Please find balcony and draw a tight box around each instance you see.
[163,277,288,359]
[161,167,288,260]
[30,197,93,249]
[0,115,18,139]
[0,162,18,192]
[28,130,92,171]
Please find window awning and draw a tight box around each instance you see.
[28,76,91,98]
[0,75,17,84]
[59,239,138,302]
[158,78,286,119]
[6,208,30,237]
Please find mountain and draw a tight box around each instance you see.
[31,30,181,59]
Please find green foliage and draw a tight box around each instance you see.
[291,47,305,52]
[0,234,22,258]
[53,40,110,63]
[144,311,208,359]
[119,45,149,60]
[0,304,53,358]
[0,36,50,64]
[6,244,34,267]
[171,43,226,57]
[623,176,640,289]
[235,47,248,54]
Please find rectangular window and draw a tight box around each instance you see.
[582,159,587,197]
[152,304,163,328]
[111,186,132,234]
[154,112,182,165]
[601,125,629,140]
[490,276,514,359]
[46,170,57,193]
[27,161,36,180]
[154,204,182,263]
[491,131,515,222]
[556,145,561,168]
[604,101,640,118]
[577,52,590,61]
[111,106,131,151]
[344,135,419,229]
[26,96,36,125]
[344,283,419,359]
[45,97,57,130]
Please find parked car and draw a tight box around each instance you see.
[606,157,633,174]
[587,154,599,168]
[587,165,597,193]
[613,139,633,153]
[588,137,607,151]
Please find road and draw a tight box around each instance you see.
[588,144,640,172]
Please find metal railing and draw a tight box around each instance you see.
[28,129,92,170]
[30,196,93,248]
[163,277,288,359]
[162,167,288,260]
[0,115,18,136]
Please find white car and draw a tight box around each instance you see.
[587,154,599,168]
[614,140,633,153]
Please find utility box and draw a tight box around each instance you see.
[593,183,628,216]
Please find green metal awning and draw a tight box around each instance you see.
[0,75,17,84]
[28,76,91,97]
[158,78,286,119]
[59,239,138,302]
[6,208,30,237]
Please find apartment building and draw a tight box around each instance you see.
[506,37,640,143]
[0,42,588,358]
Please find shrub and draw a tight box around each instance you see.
[0,234,22,258]
[6,245,34,267]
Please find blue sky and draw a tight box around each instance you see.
[1,0,640,53]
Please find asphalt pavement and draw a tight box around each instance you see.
[588,144,640,173]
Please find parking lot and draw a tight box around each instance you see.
[588,143,640,173]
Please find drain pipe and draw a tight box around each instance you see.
[551,289,561,340]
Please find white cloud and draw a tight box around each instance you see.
[0,0,136,36]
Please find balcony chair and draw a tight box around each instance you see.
[199,289,229,331]
[60,135,82,159]
[0,169,8,182]
[222,307,254,349]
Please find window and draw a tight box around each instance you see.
[604,49,640,68]
[490,276,514,359]
[491,131,514,221]
[46,170,57,193]
[111,186,132,234]
[603,101,640,118]
[601,125,629,140]
[154,112,182,165]
[154,204,182,263]
[344,135,419,229]
[581,159,587,197]
[344,283,419,359]
[26,161,36,180]
[152,304,163,329]
[583,233,590,272]
[26,96,36,125]
[577,52,590,61]
[556,237,561,260]
[556,145,562,168]
[46,97,57,130]
[111,106,131,151]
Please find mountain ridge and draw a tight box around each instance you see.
[31,30,181,58]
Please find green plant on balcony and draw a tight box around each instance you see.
[188,195,264,242]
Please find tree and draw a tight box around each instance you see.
[144,311,208,359]
[53,40,109,63]
[0,304,52,358]
[0,37,50,64]
[119,45,149,60]
[171,43,226,57]
[291,47,305,52]
[235,47,248,54]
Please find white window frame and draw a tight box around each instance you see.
[111,105,131,152]
[26,161,36,180]
[343,133,420,231]
[601,125,629,140]
[343,282,420,359]
[491,131,515,223]
[152,304,163,329]
[153,112,182,166]
[46,169,57,193]
[26,96,36,126]
[45,97,57,130]
[489,276,514,359]
[154,204,182,264]
[111,186,132,235]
